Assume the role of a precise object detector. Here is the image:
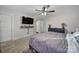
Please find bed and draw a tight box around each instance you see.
[29,28,68,53]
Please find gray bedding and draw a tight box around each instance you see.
[29,32,68,53]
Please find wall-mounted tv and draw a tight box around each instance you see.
[22,16,34,24]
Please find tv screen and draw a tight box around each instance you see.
[22,16,34,24]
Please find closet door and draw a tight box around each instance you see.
[0,15,12,42]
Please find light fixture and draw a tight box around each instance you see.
[35,5,55,16]
[42,13,44,15]
[42,12,47,16]
[44,12,47,16]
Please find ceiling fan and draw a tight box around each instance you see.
[35,5,55,16]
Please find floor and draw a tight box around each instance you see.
[0,36,32,53]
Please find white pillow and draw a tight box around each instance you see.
[73,32,79,37]
[73,32,79,43]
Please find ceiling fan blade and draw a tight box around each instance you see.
[47,10,55,12]
[35,9,42,12]
[38,13,42,15]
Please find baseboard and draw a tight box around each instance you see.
[13,34,33,40]
[0,33,35,43]
[0,38,12,43]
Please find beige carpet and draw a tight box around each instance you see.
[0,36,32,53]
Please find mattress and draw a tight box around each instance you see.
[29,32,68,53]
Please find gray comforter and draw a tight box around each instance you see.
[29,32,68,53]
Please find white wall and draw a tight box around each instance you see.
[45,5,79,33]
[0,15,12,42]
[1,5,79,42]
[0,11,35,42]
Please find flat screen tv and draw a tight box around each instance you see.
[22,16,34,24]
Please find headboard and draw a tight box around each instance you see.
[48,28,65,33]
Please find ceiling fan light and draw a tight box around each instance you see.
[41,12,47,16]
[42,13,44,15]
[44,12,47,16]
[45,8,47,11]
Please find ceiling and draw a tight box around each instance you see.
[0,5,58,17]
[0,5,78,19]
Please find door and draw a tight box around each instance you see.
[36,20,41,33]
[36,20,46,33]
